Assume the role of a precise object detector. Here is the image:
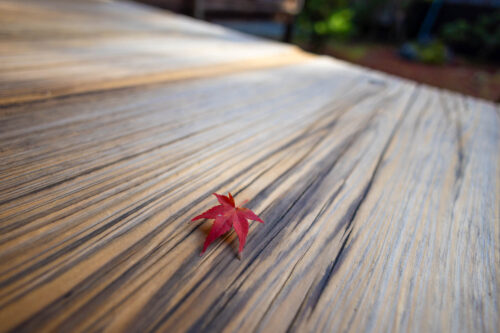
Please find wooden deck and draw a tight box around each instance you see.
[0,1,498,332]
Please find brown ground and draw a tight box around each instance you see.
[313,42,499,103]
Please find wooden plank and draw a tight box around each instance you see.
[0,1,498,332]
[0,0,307,105]
[289,88,500,333]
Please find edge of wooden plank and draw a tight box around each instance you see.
[0,48,315,106]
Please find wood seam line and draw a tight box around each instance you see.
[0,48,316,106]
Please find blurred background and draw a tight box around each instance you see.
[136,0,499,102]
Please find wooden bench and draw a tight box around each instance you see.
[0,0,498,332]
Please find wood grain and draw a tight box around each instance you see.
[0,1,498,332]
[0,0,308,105]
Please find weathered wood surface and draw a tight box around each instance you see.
[0,1,499,332]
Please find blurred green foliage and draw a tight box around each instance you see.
[418,41,447,64]
[440,12,500,60]
[297,0,499,62]
[297,0,410,42]
[411,40,448,64]
[296,0,348,41]
[313,8,356,38]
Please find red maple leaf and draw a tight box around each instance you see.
[192,192,264,255]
